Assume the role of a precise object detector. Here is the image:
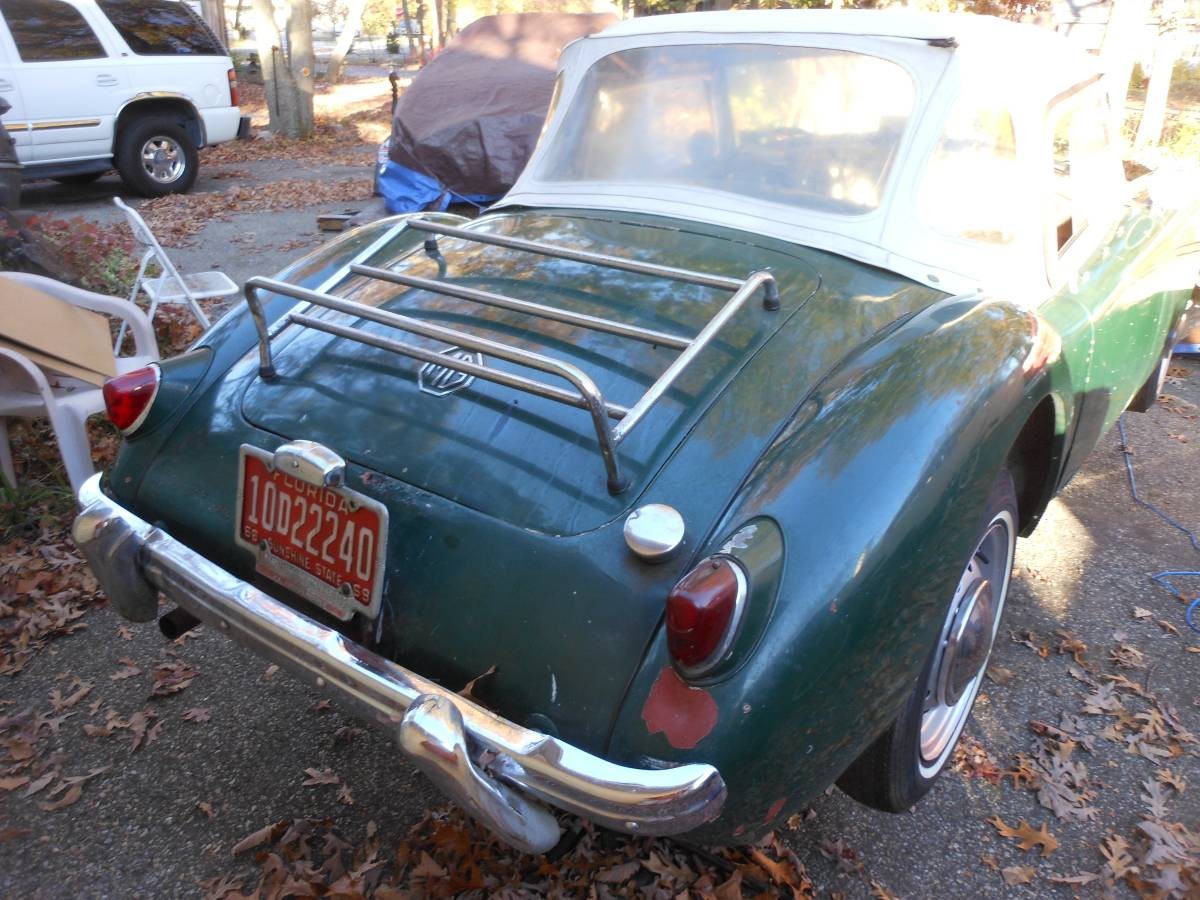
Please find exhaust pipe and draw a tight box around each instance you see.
[159,606,201,641]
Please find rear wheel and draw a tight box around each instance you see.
[115,117,198,197]
[838,469,1017,811]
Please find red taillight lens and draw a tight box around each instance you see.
[666,556,746,675]
[227,68,239,107]
[102,365,160,434]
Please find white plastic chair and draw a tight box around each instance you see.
[113,196,237,348]
[0,272,160,492]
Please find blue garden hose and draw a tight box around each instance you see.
[1118,416,1200,633]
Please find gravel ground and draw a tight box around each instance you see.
[1,168,1197,896]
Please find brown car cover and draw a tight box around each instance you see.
[388,12,616,199]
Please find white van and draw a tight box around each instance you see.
[0,0,247,196]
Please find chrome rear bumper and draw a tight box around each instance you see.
[72,474,725,853]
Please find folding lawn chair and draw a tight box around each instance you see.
[113,196,238,348]
[0,273,160,492]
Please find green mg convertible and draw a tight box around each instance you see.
[74,11,1198,851]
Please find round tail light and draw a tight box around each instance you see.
[102,365,160,435]
[666,556,747,677]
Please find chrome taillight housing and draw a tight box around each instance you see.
[102,365,160,435]
[665,555,747,677]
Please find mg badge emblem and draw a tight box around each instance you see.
[419,346,482,397]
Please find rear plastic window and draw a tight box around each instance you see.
[0,0,106,62]
[97,0,225,56]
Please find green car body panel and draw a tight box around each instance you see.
[105,191,1194,841]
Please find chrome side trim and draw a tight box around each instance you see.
[72,474,726,852]
[30,118,102,131]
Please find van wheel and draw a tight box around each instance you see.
[837,469,1017,812]
[115,118,198,197]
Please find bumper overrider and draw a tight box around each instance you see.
[72,474,725,853]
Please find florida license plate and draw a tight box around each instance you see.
[235,446,387,620]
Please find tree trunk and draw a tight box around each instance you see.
[1134,31,1178,148]
[327,0,367,84]
[233,0,245,36]
[200,0,227,44]
[445,0,456,41]
[286,0,315,138]
[251,0,314,138]
[432,0,445,49]
[401,0,417,57]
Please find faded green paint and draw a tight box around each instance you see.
[107,192,1196,843]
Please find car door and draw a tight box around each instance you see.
[0,19,31,162]
[1042,82,1172,460]
[0,0,126,163]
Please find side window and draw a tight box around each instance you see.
[0,0,106,62]
[1048,87,1117,253]
[96,0,225,56]
[919,98,1020,244]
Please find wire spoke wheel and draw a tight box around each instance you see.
[140,136,186,184]
[918,511,1015,777]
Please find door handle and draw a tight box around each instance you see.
[0,79,12,91]
[96,74,118,86]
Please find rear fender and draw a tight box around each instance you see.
[607,295,1066,841]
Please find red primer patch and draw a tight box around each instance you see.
[641,666,718,750]
[764,797,786,822]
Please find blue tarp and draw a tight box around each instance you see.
[378,160,498,214]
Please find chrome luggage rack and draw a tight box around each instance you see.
[243,218,780,494]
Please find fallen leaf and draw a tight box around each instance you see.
[985,663,1015,686]
[0,776,29,791]
[1156,768,1187,793]
[595,861,639,883]
[197,801,216,818]
[232,820,288,856]
[37,784,81,811]
[1100,833,1136,879]
[21,772,55,798]
[336,783,354,806]
[182,707,212,724]
[1001,865,1036,886]
[110,658,142,681]
[989,817,1060,857]
[301,767,339,786]
[48,681,92,711]
[459,665,497,701]
[1049,872,1100,886]
[1133,606,1152,620]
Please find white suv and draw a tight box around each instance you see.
[0,0,247,196]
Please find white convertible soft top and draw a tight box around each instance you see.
[499,10,1108,297]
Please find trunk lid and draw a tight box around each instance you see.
[241,210,821,535]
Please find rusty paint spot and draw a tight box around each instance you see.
[641,666,718,750]
[764,797,785,822]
